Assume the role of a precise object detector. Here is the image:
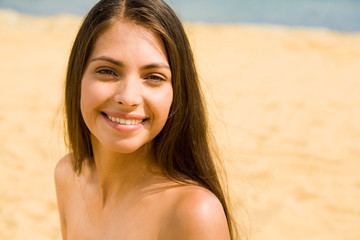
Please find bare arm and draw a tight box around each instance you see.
[54,155,73,240]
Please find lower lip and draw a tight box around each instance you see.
[102,114,145,132]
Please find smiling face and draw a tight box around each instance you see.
[80,20,173,155]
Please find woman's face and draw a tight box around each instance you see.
[80,20,173,154]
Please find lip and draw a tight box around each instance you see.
[102,111,147,120]
[101,111,148,132]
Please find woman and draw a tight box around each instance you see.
[55,0,238,239]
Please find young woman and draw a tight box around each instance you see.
[55,0,238,239]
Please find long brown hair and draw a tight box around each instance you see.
[65,0,239,238]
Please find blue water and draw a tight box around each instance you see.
[0,0,359,32]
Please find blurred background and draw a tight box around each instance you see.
[0,0,360,31]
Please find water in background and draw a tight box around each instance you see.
[0,0,359,32]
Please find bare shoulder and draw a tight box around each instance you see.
[161,185,230,240]
[54,153,76,186]
[54,153,80,201]
[54,154,77,239]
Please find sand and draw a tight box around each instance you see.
[0,10,359,240]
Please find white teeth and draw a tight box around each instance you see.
[106,114,142,125]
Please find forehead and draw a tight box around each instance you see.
[91,20,168,62]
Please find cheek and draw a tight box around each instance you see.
[80,83,92,117]
[80,85,92,128]
[165,89,173,115]
[153,87,173,121]
[80,80,107,121]
[144,86,172,124]
[158,85,172,103]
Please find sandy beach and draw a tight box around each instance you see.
[0,10,359,240]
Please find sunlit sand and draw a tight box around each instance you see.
[0,10,359,240]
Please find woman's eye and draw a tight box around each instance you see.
[145,75,166,81]
[96,68,117,76]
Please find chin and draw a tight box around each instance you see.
[107,141,152,155]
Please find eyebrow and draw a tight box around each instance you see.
[91,56,123,66]
[90,56,170,70]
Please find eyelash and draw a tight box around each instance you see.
[95,68,166,82]
[145,74,166,81]
[96,68,117,76]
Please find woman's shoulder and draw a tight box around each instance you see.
[54,153,77,189]
[54,154,80,237]
[160,184,230,239]
[55,153,75,175]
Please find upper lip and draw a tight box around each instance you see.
[102,111,147,120]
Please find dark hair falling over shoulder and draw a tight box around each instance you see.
[64,0,241,238]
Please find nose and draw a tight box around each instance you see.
[113,77,142,107]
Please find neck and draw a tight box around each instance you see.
[89,142,158,208]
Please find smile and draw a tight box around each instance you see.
[104,113,144,125]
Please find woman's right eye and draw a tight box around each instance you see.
[96,68,117,76]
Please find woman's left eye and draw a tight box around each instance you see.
[145,75,166,81]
